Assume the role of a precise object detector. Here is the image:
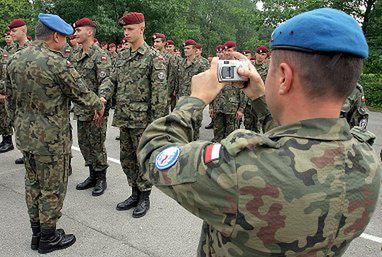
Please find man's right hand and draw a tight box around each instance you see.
[94,101,105,127]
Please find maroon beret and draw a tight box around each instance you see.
[8,19,27,30]
[119,12,145,26]
[27,36,32,41]
[101,41,107,46]
[4,31,11,36]
[183,39,196,46]
[196,43,202,49]
[256,45,268,54]
[109,43,116,47]
[216,45,224,53]
[153,33,166,40]
[73,18,96,29]
[93,38,98,43]
[117,44,122,48]
[243,49,252,54]
[167,40,174,46]
[224,41,236,49]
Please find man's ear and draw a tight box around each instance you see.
[278,62,293,95]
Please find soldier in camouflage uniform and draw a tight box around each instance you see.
[138,8,381,257]
[6,14,105,254]
[72,18,112,196]
[166,39,182,111]
[7,19,32,164]
[195,43,210,67]
[109,43,117,66]
[244,45,269,132]
[174,39,209,140]
[153,33,179,112]
[3,31,15,53]
[210,41,247,142]
[0,47,14,153]
[99,12,167,218]
[340,83,369,129]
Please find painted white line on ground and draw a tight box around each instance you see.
[72,146,121,164]
[360,233,382,244]
[71,146,382,244]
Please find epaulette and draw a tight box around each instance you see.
[350,126,375,145]
[221,129,279,156]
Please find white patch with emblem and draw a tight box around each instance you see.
[158,72,165,81]
[155,146,181,171]
[99,71,107,78]
[359,119,368,129]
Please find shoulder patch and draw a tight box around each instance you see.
[204,143,222,163]
[155,146,181,170]
[99,71,107,78]
[158,72,166,81]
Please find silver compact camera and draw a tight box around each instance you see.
[217,59,249,82]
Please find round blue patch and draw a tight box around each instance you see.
[155,146,181,171]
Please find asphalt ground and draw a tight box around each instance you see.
[0,108,381,257]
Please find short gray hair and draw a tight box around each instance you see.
[35,21,54,41]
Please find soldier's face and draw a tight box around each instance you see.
[110,46,116,53]
[245,53,252,60]
[256,52,267,63]
[74,27,92,44]
[4,35,13,44]
[166,45,175,53]
[124,24,144,43]
[10,26,25,41]
[153,39,165,51]
[184,45,195,57]
[196,49,202,57]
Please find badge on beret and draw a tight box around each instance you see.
[155,146,181,170]
[158,72,165,80]
[99,71,107,78]
[359,119,368,129]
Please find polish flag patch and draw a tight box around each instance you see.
[101,56,107,61]
[204,144,222,163]
[361,96,366,103]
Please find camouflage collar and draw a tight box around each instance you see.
[77,43,97,60]
[32,40,62,55]
[266,118,352,141]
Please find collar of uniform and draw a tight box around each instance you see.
[266,118,352,141]
[32,40,65,56]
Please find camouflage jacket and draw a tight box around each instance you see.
[167,53,182,98]
[176,57,209,98]
[6,40,31,56]
[99,42,167,128]
[3,44,15,54]
[254,61,268,82]
[340,84,369,129]
[138,96,381,257]
[211,85,247,114]
[5,41,103,155]
[72,43,111,121]
[198,56,210,67]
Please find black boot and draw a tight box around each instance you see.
[38,228,76,254]
[92,169,107,196]
[116,187,140,211]
[132,190,151,218]
[0,135,13,153]
[76,166,96,190]
[31,221,41,250]
[15,157,24,164]
[205,121,214,129]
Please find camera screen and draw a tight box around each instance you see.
[221,66,235,79]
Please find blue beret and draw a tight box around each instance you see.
[38,13,74,36]
[270,8,368,59]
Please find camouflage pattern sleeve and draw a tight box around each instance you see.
[98,61,117,101]
[5,67,15,125]
[149,55,168,121]
[252,96,278,133]
[138,96,238,235]
[96,52,112,90]
[167,56,178,98]
[238,90,248,113]
[58,62,103,111]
